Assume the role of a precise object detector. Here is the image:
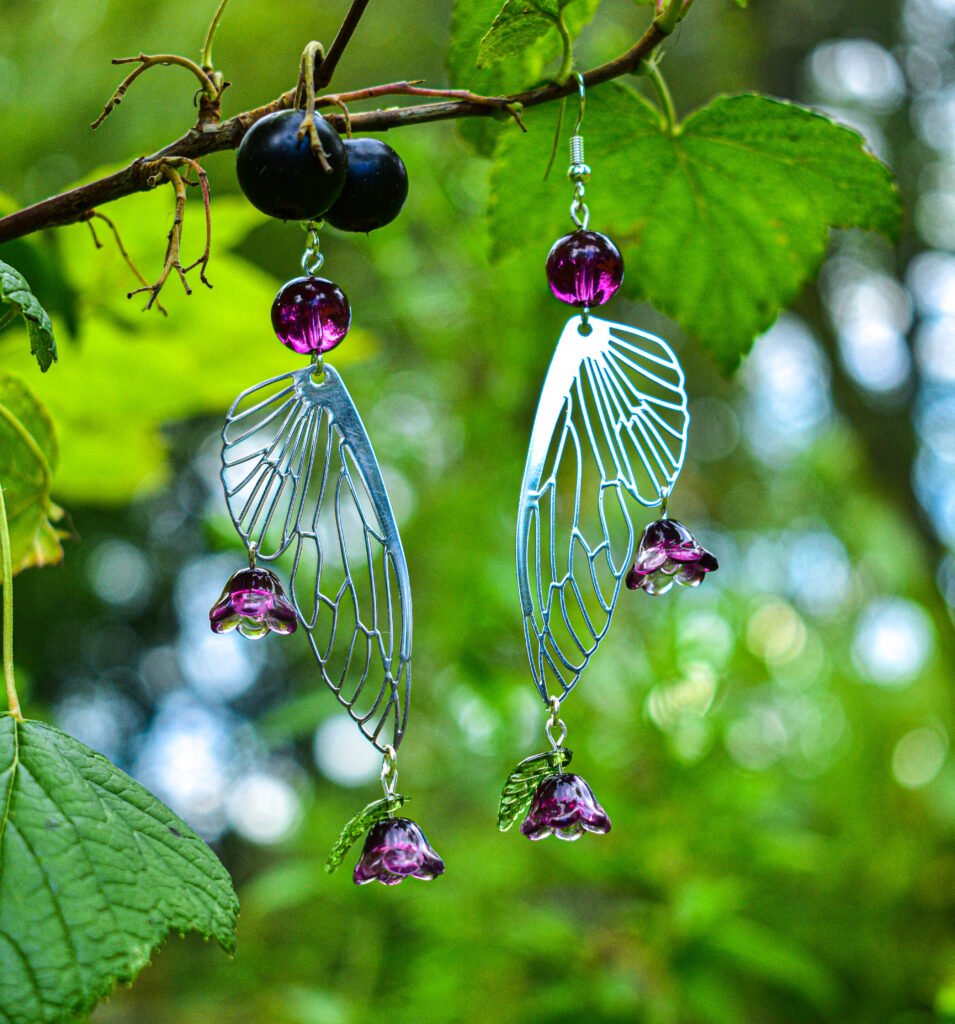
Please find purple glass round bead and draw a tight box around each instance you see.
[271,276,351,355]
[545,230,624,307]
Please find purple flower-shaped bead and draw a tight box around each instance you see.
[209,566,298,639]
[353,817,445,886]
[625,519,718,596]
[520,773,612,842]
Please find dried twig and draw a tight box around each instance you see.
[91,53,221,130]
[317,80,527,130]
[127,158,212,310]
[83,210,168,315]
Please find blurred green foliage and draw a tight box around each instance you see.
[1,1,953,1023]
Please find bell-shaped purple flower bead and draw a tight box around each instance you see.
[209,566,298,639]
[271,276,351,355]
[520,773,612,842]
[546,230,624,307]
[353,817,445,886]
[625,519,718,596]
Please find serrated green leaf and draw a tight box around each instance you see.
[0,714,238,1024]
[477,0,599,69]
[0,372,67,578]
[324,795,407,875]
[447,0,599,155]
[489,87,901,371]
[0,238,79,340]
[477,2,556,69]
[0,259,57,372]
[498,748,572,831]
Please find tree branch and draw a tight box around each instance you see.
[0,19,667,246]
[315,0,374,90]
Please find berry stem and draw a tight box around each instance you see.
[201,0,232,73]
[295,42,334,172]
[555,11,573,86]
[654,0,692,35]
[0,485,23,721]
[646,61,678,135]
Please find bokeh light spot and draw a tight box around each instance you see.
[892,726,948,788]
[313,715,381,787]
[852,598,934,686]
[225,772,302,844]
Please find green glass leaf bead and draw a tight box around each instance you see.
[497,748,573,832]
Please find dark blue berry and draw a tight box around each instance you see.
[324,138,408,233]
[236,110,347,221]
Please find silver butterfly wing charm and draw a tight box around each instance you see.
[517,314,690,702]
[221,364,411,751]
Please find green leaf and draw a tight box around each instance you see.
[489,88,901,371]
[477,0,599,68]
[498,748,572,831]
[0,238,79,340]
[0,260,57,372]
[0,372,66,578]
[478,1,557,69]
[0,714,238,1024]
[447,0,599,155]
[324,795,407,875]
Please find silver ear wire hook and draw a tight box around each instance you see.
[572,71,586,136]
[568,72,591,230]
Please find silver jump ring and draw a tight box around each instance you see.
[302,246,324,275]
[570,198,590,230]
[380,744,398,799]
[301,221,324,276]
[545,695,568,751]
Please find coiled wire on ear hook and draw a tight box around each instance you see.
[567,72,591,232]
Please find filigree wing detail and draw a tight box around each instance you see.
[517,315,689,701]
[221,365,411,751]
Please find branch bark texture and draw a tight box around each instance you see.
[0,20,665,245]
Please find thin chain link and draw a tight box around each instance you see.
[301,220,324,275]
[380,744,399,799]
[545,695,568,751]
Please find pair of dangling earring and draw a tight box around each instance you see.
[208,74,718,886]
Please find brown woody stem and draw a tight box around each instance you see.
[128,158,212,310]
[316,0,374,90]
[84,211,169,315]
[91,53,220,130]
[0,18,668,245]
